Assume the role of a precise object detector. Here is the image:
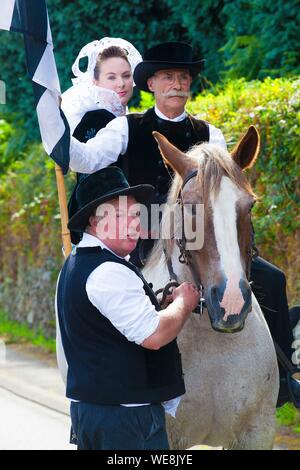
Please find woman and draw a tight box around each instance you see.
[62,38,142,243]
[62,37,142,135]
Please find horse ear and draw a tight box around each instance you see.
[152,131,189,177]
[231,126,260,170]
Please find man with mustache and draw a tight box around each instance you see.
[68,41,300,406]
[69,42,226,201]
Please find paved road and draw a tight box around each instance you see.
[0,341,299,450]
[0,387,73,450]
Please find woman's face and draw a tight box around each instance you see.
[94,57,133,106]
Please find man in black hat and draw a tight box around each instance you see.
[56,166,200,450]
[68,42,226,254]
[67,41,300,405]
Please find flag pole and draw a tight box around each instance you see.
[55,163,72,257]
[1,0,72,257]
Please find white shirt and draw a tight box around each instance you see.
[55,233,182,415]
[154,105,187,122]
[69,106,227,174]
[81,233,160,344]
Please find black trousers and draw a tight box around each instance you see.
[70,402,169,450]
[250,256,294,375]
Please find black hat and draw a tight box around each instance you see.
[133,42,204,92]
[68,166,154,233]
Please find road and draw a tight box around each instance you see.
[0,341,299,450]
[0,387,73,450]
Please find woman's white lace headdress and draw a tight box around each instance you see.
[71,37,142,86]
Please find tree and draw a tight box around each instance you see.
[222,0,300,79]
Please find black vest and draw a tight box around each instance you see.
[118,107,209,202]
[57,246,185,405]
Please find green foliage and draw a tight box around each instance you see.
[0,113,30,172]
[276,403,300,433]
[0,118,14,172]
[0,310,56,353]
[164,0,225,84]
[222,0,300,80]
[185,76,300,301]
[130,91,155,112]
[0,0,299,135]
[0,132,75,336]
[221,35,264,81]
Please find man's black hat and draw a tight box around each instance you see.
[133,42,204,92]
[68,166,154,233]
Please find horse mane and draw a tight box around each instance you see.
[146,143,256,270]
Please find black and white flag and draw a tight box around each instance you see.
[0,0,70,173]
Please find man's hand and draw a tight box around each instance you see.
[172,282,200,314]
[142,281,200,350]
[142,282,200,350]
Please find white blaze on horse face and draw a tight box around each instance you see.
[211,176,245,320]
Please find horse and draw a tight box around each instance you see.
[143,126,279,450]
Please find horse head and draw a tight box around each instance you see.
[152,126,260,333]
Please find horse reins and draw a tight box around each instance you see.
[156,170,206,314]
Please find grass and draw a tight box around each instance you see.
[276,403,300,434]
[0,310,56,353]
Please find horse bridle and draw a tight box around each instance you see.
[158,169,258,314]
[159,170,206,314]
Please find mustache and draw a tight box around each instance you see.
[161,91,190,97]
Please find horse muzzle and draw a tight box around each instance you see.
[205,278,252,333]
